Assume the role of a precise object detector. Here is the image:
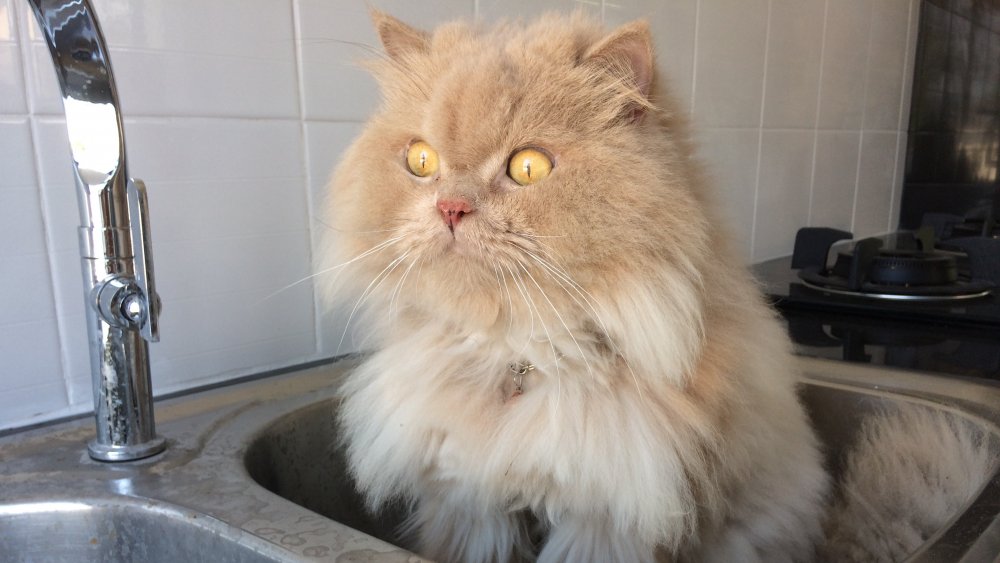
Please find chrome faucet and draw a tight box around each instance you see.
[27,0,165,461]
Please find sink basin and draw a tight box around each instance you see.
[243,357,1000,562]
[0,358,426,562]
[0,499,281,562]
[1,356,997,562]
[245,400,409,546]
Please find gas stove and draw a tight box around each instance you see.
[754,224,1000,380]
[792,227,995,302]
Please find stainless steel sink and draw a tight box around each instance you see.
[1,356,998,562]
[244,399,410,547]
[0,357,426,562]
[240,358,1000,562]
[0,499,281,562]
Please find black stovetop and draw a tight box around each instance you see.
[753,250,1000,380]
[755,251,1000,329]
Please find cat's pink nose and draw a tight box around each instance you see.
[437,198,473,230]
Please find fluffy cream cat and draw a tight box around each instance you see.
[319,11,830,562]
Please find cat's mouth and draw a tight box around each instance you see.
[439,225,476,256]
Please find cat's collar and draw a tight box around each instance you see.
[507,361,535,398]
[506,354,564,400]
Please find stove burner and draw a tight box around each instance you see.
[791,228,998,302]
[831,250,957,286]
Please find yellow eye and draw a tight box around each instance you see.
[507,148,552,186]
[405,141,439,177]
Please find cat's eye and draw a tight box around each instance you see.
[405,141,439,177]
[507,148,553,186]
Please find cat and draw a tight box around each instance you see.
[317,11,831,562]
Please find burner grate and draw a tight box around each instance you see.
[791,227,1000,301]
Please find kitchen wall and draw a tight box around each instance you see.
[0,0,918,430]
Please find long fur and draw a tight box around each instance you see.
[319,12,832,562]
[820,404,999,562]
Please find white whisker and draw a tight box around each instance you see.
[253,235,405,307]
[311,215,403,235]
[514,232,568,239]
[338,249,411,354]
[512,259,563,405]
[517,259,593,377]
[504,263,537,360]
[496,261,515,334]
[389,252,421,320]
[489,261,510,333]
[520,246,647,403]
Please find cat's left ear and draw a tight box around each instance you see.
[372,10,430,60]
[583,20,654,121]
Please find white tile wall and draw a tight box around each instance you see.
[0,116,68,423]
[761,0,825,129]
[605,0,699,110]
[810,130,862,230]
[296,0,474,121]
[693,0,770,128]
[0,0,26,114]
[695,127,759,257]
[0,0,919,430]
[855,131,904,235]
[302,120,364,358]
[816,0,875,131]
[18,1,301,118]
[755,130,817,260]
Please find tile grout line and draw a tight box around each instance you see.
[689,0,701,117]
[1,0,28,116]
[749,0,774,263]
[886,0,918,232]
[806,0,831,227]
[850,0,878,235]
[289,0,323,362]
[26,113,360,124]
[148,331,317,383]
[668,125,906,134]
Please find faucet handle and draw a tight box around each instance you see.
[128,178,160,342]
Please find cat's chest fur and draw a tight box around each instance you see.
[340,327,629,502]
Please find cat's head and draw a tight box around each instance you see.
[320,12,711,368]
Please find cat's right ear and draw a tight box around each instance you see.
[372,10,430,60]
[583,20,655,123]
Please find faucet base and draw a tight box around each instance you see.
[88,436,166,462]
